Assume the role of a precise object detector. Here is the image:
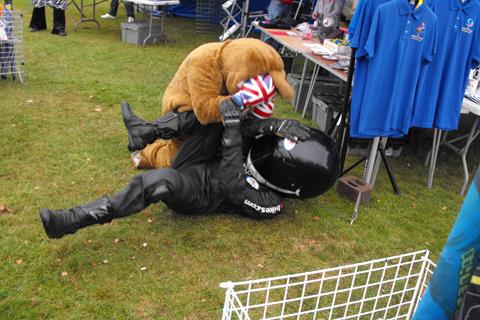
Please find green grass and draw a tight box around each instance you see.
[0,2,478,319]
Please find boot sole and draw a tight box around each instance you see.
[39,208,62,239]
[121,102,147,152]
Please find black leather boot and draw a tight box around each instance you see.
[39,197,112,239]
[121,102,199,152]
[51,8,67,36]
[29,7,47,32]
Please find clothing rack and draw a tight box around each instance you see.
[336,49,400,224]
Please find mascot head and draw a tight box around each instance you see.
[220,38,294,102]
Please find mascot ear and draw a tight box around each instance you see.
[270,70,294,101]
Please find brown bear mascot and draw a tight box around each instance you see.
[132,38,294,169]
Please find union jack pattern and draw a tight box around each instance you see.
[240,74,276,107]
[252,100,274,119]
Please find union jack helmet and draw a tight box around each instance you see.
[252,100,275,119]
[239,74,276,107]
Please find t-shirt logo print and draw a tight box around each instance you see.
[462,18,474,34]
[411,22,426,41]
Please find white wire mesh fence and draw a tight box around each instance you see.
[220,250,436,320]
[0,10,24,82]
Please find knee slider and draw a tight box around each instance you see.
[141,169,179,202]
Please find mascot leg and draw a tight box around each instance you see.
[134,139,182,169]
[39,169,183,239]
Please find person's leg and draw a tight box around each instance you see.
[29,6,47,31]
[109,0,120,16]
[135,139,182,169]
[267,0,289,20]
[125,1,134,18]
[51,8,67,36]
[170,123,223,170]
[134,123,223,170]
[39,168,190,239]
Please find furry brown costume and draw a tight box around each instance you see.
[136,38,294,169]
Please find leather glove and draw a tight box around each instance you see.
[220,99,241,128]
[273,119,311,141]
[231,74,276,109]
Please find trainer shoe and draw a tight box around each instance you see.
[101,13,116,19]
[127,17,135,23]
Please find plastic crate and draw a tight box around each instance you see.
[287,73,343,118]
[311,93,343,132]
[347,141,404,158]
[220,250,436,320]
[121,22,163,45]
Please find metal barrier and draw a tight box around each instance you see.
[221,250,436,320]
[0,10,24,83]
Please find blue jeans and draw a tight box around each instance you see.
[263,0,291,44]
[109,0,134,18]
[267,0,290,20]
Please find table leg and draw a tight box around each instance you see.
[370,137,388,186]
[350,137,380,224]
[295,58,308,112]
[427,129,442,189]
[93,0,100,29]
[161,5,165,34]
[73,0,85,31]
[301,64,319,118]
[72,0,102,31]
[143,7,153,46]
[364,137,380,185]
[350,191,362,224]
[69,0,85,18]
[378,145,401,195]
[424,147,431,166]
[460,117,479,195]
[426,129,437,188]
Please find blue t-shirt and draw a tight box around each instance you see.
[412,0,480,130]
[355,0,437,137]
[349,0,394,138]
[348,0,365,39]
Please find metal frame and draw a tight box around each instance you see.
[69,0,108,31]
[221,250,436,320]
[426,115,480,195]
[219,0,266,41]
[219,0,244,41]
[0,10,24,83]
[125,0,179,46]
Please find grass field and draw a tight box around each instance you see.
[0,2,478,319]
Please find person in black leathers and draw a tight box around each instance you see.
[39,99,311,239]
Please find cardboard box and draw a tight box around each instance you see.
[323,39,352,55]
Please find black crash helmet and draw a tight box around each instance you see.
[247,128,341,199]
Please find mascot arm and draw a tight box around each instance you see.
[187,64,231,125]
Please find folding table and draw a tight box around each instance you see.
[125,0,179,46]
[426,96,480,195]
